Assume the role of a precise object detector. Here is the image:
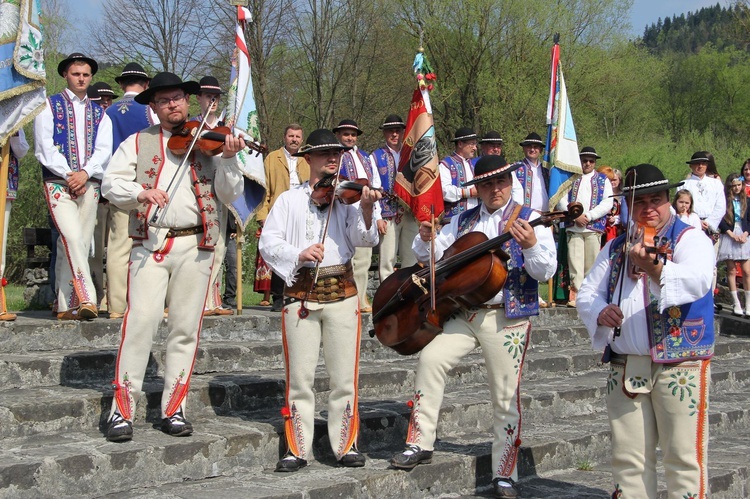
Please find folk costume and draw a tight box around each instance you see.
[102,73,244,441]
[577,164,714,499]
[0,130,30,320]
[34,53,113,319]
[439,127,478,222]
[335,119,381,311]
[257,140,310,310]
[258,129,379,470]
[370,115,418,282]
[682,154,725,236]
[392,157,557,497]
[101,63,158,318]
[557,147,613,296]
[513,132,549,212]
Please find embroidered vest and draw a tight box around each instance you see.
[132,125,221,249]
[6,152,18,200]
[514,159,548,209]
[44,92,104,180]
[372,147,400,218]
[456,201,539,319]
[607,216,714,363]
[108,95,156,153]
[568,172,608,233]
[339,148,373,183]
[441,153,471,221]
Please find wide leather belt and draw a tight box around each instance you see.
[284,263,356,303]
[166,226,203,238]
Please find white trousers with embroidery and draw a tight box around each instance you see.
[405,308,530,480]
[110,234,214,421]
[105,204,133,315]
[566,230,601,292]
[378,214,419,282]
[351,247,371,308]
[44,180,98,312]
[607,355,710,499]
[280,296,361,461]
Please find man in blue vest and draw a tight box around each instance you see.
[33,52,113,320]
[370,114,419,282]
[439,127,478,223]
[390,155,557,498]
[102,63,158,319]
[578,163,714,499]
[556,146,612,307]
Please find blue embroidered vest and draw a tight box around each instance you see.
[107,94,156,153]
[45,92,104,181]
[514,159,549,209]
[456,201,539,318]
[372,147,400,218]
[441,153,471,221]
[7,152,18,200]
[568,172,608,233]
[607,216,714,363]
[339,148,373,182]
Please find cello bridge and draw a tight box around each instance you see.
[411,274,429,295]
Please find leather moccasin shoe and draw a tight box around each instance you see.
[390,444,433,470]
[275,454,307,472]
[109,312,125,319]
[57,310,82,320]
[338,449,366,467]
[78,302,98,319]
[106,413,133,442]
[214,307,233,316]
[492,477,519,498]
[0,312,17,321]
[160,411,193,437]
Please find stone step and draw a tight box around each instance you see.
[3,396,747,499]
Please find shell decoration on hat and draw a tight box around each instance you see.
[413,48,437,92]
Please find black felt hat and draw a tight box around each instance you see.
[86,86,100,101]
[462,155,521,187]
[579,146,601,159]
[57,52,98,77]
[621,163,684,197]
[451,127,478,142]
[198,76,226,94]
[333,119,364,136]
[293,129,352,157]
[479,130,504,144]
[379,114,405,130]
[519,132,545,147]
[686,151,711,165]
[134,72,200,105]
[114,62,151,83]
[92,81,118,99]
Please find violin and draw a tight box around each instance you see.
[167,121,268,157]
[627,223,672,278]
[310,174,395,208]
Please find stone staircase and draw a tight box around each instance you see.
[0,308,748,498]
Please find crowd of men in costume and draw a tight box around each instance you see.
[4,51,718,498]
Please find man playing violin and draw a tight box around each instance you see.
[101,72,246,442]
[259,128,381,472]
[577,163,715,499]
[391,155,557,498]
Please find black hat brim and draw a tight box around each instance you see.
[462,161,522,187]
[135,81,201,105]
[293,144,352,157]
[520,140,545,147]
[333,125,363,136]
[58,56,98,77]
[580,153,601,159]
[617,181,685,198]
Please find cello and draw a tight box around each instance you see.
[371,202,584,355]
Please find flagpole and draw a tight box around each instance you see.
[545,34,560,308]
[0,142,10,313]
[236,225,243,315]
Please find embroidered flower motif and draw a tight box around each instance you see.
[668,371,696,401]
[669,326,681,337]
[628,376,647,389]
[145,168,157,178]
[612,484,623,498]
[683,493,699,499]
[503,329,525,359]
[152,155,161,165]
[607,367,620,394]
[669,307,681,319]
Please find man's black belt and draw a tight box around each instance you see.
[166,226,203,238]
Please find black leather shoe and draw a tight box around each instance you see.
[390,444,433,470]
[271,298,283,312]
[338,450,366,467]
[106,412,133,442]
[492,477,519,498]
[160,410,193,437]
[275,454,307,472]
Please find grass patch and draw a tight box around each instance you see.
[576,460,594,471]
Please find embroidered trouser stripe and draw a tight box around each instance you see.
[407,308,530,481]
[607,356,710,499]
[110,234,213,420]
[378,214,419,282]
[44,181,98,312]
[280,296,361,461]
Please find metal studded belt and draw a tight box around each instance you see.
[284,263,356,303]
[165,226,203,238]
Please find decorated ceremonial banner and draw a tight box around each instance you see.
[545,39,582,208]
[225,5,267,230]
[0,0,46,146]
[393,50,443,223]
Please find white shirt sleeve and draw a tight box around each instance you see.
[212,155,245,205]
[101,134,143,210]
[9,129,29,159]
[658,226,714,312]
[258,192,303,286]
[440,162,464,202]
[511,173,524,206]
[706,178,726,232]
[522,213,558,282]
[34,101,71,178]
[587,179,614,221]
[577,241,617,351]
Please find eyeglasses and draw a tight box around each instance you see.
[581,159,596,164]
[153,94,186,107]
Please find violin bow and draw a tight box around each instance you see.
[429,205,437,313]
[149,95,217,225]
[613,169,637,340]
